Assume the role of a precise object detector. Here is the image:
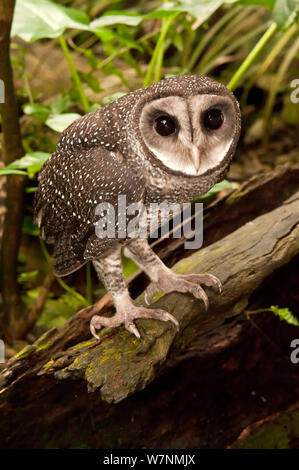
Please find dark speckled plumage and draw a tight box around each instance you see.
[34,75,240,279]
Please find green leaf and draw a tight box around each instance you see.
[90,12,144,28]
[35,296,82,329]
[146,0,235,27]
[23,103,51,122]
[122,255,138,278]
[12,0,90,42]
[18,270,39,284]
[270,305,299,326]
[194,179,235,201]
[92,27,116,43]
[0,168,27,176]
[247,305,299,326]
[237,0,275,7]
[50,96,70,115]
[22,215,39,236]
[26,187,38,193]
[0,152,50,176]
[46,113,81,132]
[272,0,298,28]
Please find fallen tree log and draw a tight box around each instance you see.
[0,168,299,448]
[131,163,299,296]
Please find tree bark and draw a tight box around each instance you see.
[0,0,27,341]
[0,169,298,448]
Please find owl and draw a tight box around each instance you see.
[34,75,241,339]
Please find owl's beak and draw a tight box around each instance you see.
[191,146,201,172]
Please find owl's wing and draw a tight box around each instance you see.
[34,146,145,276]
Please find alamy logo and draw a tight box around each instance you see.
[290,79,299,104]
[95,196,203,249]
[0,80,4,103]
[0,339,4,363]
[290,339,299,364]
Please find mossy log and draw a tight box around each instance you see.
[0,166,299,448]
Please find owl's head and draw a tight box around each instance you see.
[130,75,241,177]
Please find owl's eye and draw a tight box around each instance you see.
[154,115,176,136]
[203,108,223,130]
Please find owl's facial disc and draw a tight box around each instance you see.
[139,94,237,176]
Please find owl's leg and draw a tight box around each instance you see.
[90,244,179,339]
[124,238,222,310]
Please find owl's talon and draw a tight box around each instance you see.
[144,271,221,311]
[186,273,222,293]
[90,323,99,340]
[89,304,178,339]
[125,322,141,339]
[144,290,150,306]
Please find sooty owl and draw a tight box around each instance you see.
[34,75,241,339]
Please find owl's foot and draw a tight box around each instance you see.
[90,303,179,340]
[144,271,222,310]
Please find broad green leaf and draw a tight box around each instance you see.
[270,305,299,326]
[8,152,49,169]
[0,168,27,176]
[146,0,237,27]
[46,113,81,132]
[122,255,138,278]
[50,96,70,115]
[92,27,116,43]
[122,51,143,77]
[35,296,82,329]
[0,152,50,177]
[18,270,39,284]
[272,0,298,27]
[90,12,144,28]
[23,103,51,122]
[195,179,235,201]
[12,0,90,42]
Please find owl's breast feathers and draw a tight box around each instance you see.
[34,146,145,276]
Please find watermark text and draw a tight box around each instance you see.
[0,80,4,103]
[95,196,203,249]
[290,79,299,104]
[290,339,299,364]
[0,339,4,363]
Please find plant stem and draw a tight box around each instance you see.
[154,17,174,83]
[58,35,89,113]
[143,14,178,87]
[263,36,299,148]
[241,23,298,108]
[187,5,241,71]
[195,6,253,73]
[227,21,278,91]
[201,22,269,75]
